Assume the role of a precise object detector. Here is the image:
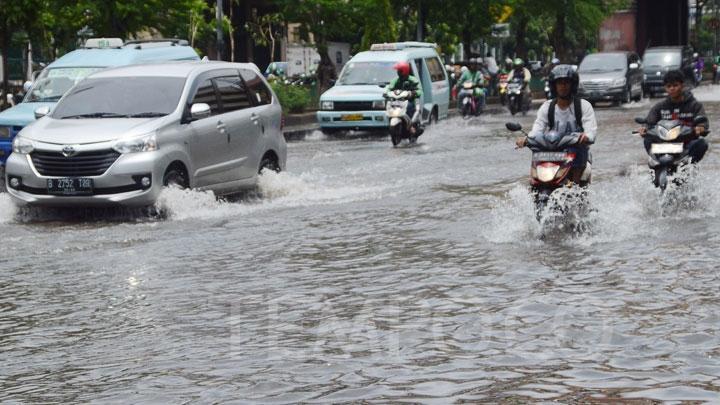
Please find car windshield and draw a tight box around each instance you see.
[578,54,626,73]
[337,62,398,85]
[25,67,105,102]
[52,76,186,119]
[643,52,681,68]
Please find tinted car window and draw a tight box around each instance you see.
[191,79,221,116]
[214,75,252,112]
[425,57,446,82]
[240,69,272,105]
[53,76,185,119]
[578,54,626,73]
[644,51,681,67]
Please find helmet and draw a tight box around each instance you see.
[460,66,469,73]
[551,57,560,65]
[505,57,512,65]
[513,58,524,67]
[548,64,579,98]
[393,61,411,77]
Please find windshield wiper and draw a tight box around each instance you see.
[127,112,167,118]
[61,112,128,119]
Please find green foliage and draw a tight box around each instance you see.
[270,81,313,114]
[360,0,398,51]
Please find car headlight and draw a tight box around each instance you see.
[12,137,35,154]
[643,74,647,81]
[612,78,627,87]
[372,100,385,109]
[0,126,10,139]
[320,100,334,110]
[112,134,157,154]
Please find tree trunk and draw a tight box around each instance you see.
[514,13,528,59]
[315,41,336,93]
[1,23,9,101]
[551,7,569,62]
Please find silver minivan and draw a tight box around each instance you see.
[5,62,286,207]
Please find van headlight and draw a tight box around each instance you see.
[320,100,334,110]
[112,134,157,154]
[12,137,34,154]
[612,78,627,87]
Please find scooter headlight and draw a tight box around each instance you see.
[12,136,35,154]
[665,126,681,141]
[537,163,560,183]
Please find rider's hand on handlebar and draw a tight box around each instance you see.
[577,133,590,145]
[637,127,647,137]
[515,136,528,149]
[695,125,706,137]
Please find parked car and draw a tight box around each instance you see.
[577,51,643,104]
[5,62,286,207]
[0,38,200,167]
[642,46,695,97]
[317,42,450,135]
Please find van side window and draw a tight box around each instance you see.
[215,75,252,112]
[425,57,445,82]
[191,79,220,116]
[414,58,424,82]
[240,69,272,105]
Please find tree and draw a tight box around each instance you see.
[360,0,397,51]
[0,0,44,95]
[245,11,284,62]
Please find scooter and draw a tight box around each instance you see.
[498,73,509,106]
[458,81,481,118]
[507,76,528,116]
[385,89,422,146]
[634,116,709,192]
[507,122,592,219]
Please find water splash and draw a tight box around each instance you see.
[0,193,17,224]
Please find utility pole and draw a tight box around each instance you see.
[216,0,224,60]
[416,0,423,41]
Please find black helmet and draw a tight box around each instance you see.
[548,64,579,99]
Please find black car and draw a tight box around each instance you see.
[577,51,644,105]
[642,46,694,97]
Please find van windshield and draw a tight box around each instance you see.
[26,67,105,102]
[578,54,626,73]
[338,62,398,85]
[643,52,681,68]
[53,76,186,119]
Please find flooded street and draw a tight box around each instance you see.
[3,94,720,402]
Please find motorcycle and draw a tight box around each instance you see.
[507,76,527,116]
[458,81,481,118]
[498,73,509,106]
[634,116,709,192]
[385,89,422,146]
[506,122,592,219]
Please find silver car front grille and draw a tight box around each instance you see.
[30,150,121,177]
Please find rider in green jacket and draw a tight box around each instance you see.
[385,61,423,134]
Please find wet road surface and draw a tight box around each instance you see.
[2,90,720,403]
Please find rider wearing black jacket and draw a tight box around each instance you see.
[639,70,709,163]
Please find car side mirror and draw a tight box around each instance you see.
[329,79,336,86]
[634,117,647,125]
[190,103,211,121]
[34,106,50,119]
[505,122,522,131]
[629,63,639,70]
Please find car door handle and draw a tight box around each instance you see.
[250,113,260,125]
[217,121,227,132]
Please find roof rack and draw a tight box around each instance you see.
[370,42,438,51]
[84,38,124,49]
[124,38,190,49]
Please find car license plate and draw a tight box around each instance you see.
[533,152,567,162]
[341,114,363,121]
[47,178,94,196]
[651,143,683,154]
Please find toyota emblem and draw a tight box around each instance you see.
[61,145,77,157]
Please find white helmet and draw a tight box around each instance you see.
[461,66,469,73]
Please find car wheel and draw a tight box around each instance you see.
[163,166,188,188]
[430,108,438,125]
[259,155,280,174]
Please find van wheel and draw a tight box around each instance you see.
[429,108,438,125]
[259,155,280,174]
[163,166,188,188]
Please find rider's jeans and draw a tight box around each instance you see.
[643,137,709,163]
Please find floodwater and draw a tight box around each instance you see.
[2,94,720,403]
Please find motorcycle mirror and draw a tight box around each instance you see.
[634,117,647,125]
[505,122,522,131]
[693,116,708,126]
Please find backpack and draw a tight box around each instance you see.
[548,97,584,132]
